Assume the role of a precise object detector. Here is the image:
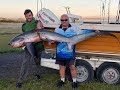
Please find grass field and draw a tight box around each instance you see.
[0,74,120,90]
[0,34,22,53]
[0,22,120,90]
[0,22,22,53]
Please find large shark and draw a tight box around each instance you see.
[9,29,119,50]
[38,30,120,49]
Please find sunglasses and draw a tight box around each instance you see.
[61,19,68,21]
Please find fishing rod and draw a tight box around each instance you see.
[116,0,120,24]
[107,0,111,23]
[100,0,102,23]
[37,0,42,13]
[100,0,106,24]
[118,0,120,23]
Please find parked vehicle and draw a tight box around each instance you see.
[36,7,120,85]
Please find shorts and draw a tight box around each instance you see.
[55,58,75,66]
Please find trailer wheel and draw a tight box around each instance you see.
[96,62,120,84]
[75,59,94,83]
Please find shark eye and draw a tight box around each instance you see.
[13,38,24,43]
[42,32,45,34]
[19,38,24,42]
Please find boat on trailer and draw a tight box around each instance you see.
[36,8,120,31]
[35,6,120,84]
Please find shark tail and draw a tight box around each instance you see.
[96,31,120,44]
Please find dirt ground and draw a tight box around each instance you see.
[0,52,58,80]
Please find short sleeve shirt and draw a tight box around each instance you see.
[55,24,81,59]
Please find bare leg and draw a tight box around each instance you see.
[59,65,66,78]
[70,65,77,80]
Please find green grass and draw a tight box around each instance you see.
[0,34,22,53]
[1,23,120,90]
[0,74,120,90]
[0,22,22,34]
[0,22,22,53]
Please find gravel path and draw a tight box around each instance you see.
[0,52,58,79]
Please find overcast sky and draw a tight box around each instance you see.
[0,0,119,18]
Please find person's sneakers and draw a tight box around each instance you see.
[16,82,23,88]
[34,74,41,80]
[71,82,78,88]
[57,80,65,87]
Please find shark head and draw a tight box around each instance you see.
[8,37,25,48]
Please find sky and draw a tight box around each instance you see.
[0,0,119,18]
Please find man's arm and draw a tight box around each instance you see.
[48,27,59,45]
[36,20,44,29]
[22,23,26,32]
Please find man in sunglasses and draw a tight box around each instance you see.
[54,14,81,88]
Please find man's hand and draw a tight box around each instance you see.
[22,46,25,50]
[48,40,55,45]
